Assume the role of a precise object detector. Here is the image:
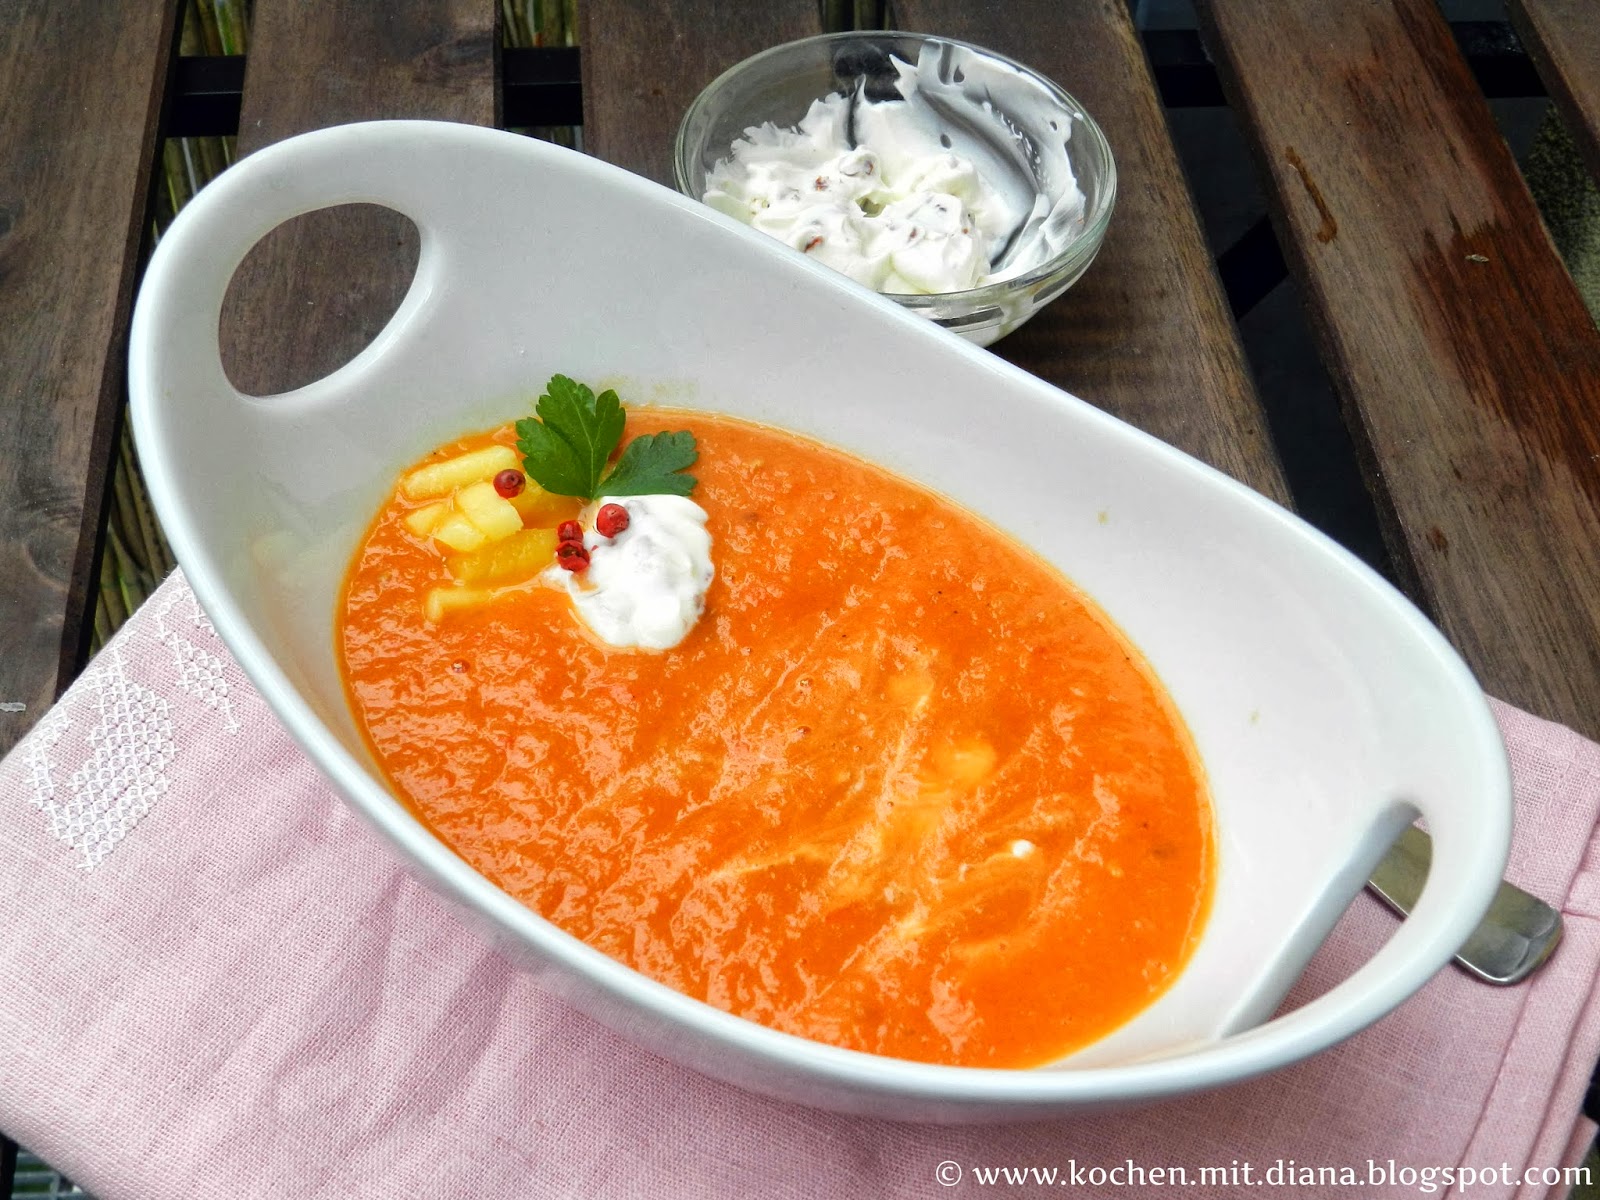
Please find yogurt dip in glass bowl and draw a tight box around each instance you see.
[674,31,1116,347]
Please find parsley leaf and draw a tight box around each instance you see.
[516,375,625,499]
[599,430,698,497]
[517,375,698,501]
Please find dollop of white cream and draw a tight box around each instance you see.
[546,495,714,650]
[703,46,1086,294]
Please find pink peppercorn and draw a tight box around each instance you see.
[595,503,630,539]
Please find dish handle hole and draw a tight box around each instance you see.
[219,203,420,397]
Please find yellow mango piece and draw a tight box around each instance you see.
[423,586,494,623]
[399,444,519,500]
[402,499,451,538]
[455,480,524,542]
[446,528,560,587]
[431,512,488,553]
[508,483,582,527]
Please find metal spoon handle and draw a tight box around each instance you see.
[1367,826,1563,985]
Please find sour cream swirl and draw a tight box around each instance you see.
[547,495,714,650]
[703,46,1087,295]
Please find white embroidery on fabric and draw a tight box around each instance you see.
[23,706,70,816]
[40,648,178,870]
[19,578,235,869]
[156,586,240,733]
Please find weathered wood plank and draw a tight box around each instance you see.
[0,0,181,754]
[579,0,822,185]
[1197,0,1600,738]
[220,0,498,397]
[1506,0,1600,182]
[880,0,1291,504]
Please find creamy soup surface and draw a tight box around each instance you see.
[339,408,1214,1067]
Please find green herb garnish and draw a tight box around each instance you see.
[516,375,698,501]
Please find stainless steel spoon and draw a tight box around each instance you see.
[1368,826,1563,985]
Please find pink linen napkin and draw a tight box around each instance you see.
[1,569,1597,1200]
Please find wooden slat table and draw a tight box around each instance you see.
[0,1,180,757]
[580,0,822,182]
[221,0,497,397]
[4,0,1600,1191]
[1196,0,1600,741]
[1508,0,1600,179]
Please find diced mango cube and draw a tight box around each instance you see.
[431,512,488,553]
[508,484,582,528]
[423,586,494,623]
[455,480,523,542]
[399,444,519,500]
[402,499,451,538]
[446,527,560,587]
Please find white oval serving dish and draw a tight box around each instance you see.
[127,120,1511,1122]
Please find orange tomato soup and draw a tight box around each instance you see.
[339,410,1213,1067]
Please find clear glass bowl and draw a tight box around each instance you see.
[674,31,1116,348]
